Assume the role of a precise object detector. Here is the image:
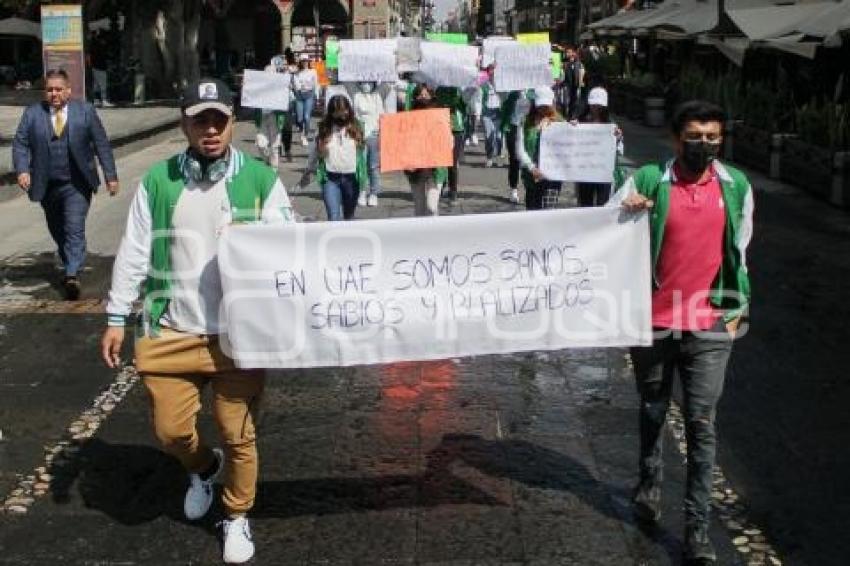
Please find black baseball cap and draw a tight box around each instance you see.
[181,78,233,117]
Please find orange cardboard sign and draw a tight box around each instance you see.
[379,109,454,173]
[314,60,330,87]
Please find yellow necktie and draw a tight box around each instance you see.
[54,111,64,137]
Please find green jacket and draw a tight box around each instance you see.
[142,150,278,334]
[612,159,754,322]
[435,87,467,132]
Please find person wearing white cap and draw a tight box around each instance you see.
[515,86,565,210]
[574,80,625,207]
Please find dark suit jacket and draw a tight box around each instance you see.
[12,99,118,202]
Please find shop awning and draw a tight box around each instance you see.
[725,0,847,41]
[588,0,719,37]
[0,17,40,39]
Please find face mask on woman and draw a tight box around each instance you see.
[358,82,374,94]
[332,112,349,126]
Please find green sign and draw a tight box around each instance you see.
[551,52,563,80]
[426,33,468,45]
[325,39,339,69]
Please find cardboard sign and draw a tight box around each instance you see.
[419,42,480,89]
[517,32,550,44]
[551,52,563,80]
[218,207,653,368]
[338,39,398,83]
[426,32,469,45]
[379,108,454,172]
[481,36,515,68]
[493,43,552,92]
[325,39,339,69]
[539,123,618,183]
[240,69,292,111]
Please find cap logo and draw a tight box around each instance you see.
[200,82,218,100]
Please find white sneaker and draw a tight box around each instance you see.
[357,192,368,207]
[464,138,471,147]
[222,516,255,564]
[471,134,479,146]
[184,448,223,521]
[301,134,308,146]
[367,194,378,207]
[484,158,493,168]
[509,188,519,204]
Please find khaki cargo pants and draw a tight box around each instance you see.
[136,328,263,516]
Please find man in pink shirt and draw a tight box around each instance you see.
[610,100,754,564]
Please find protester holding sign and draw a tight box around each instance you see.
[436,87,467,203]
[404,85,449,217]
[298,95,368,221]
[516,86,564,210]
[574,83,625,206]
[253,56,294,167]
[463,81,483,147]
[353,81,386,208]
[609,100,754,565]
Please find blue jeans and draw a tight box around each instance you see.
[482,108,502,159]
[631,321,734,528]
[295,91,315,137]
[364,134,381,196]
[40,182,91,276]
[322,172,359,221]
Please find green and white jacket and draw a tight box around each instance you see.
[607,159,754,321]
[106,147,295,335]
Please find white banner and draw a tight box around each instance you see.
[481,36,515,68]
[240,69,291,111]
[539,123,618,183]
[396,37,422,73]
[494,43,552,92]
[338,39,398,83]
[218,208,652,369]
[419,42,480,88]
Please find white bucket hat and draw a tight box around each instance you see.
[588,87,609,107]
[533,86,555,107]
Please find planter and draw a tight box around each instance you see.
[731,124,773,174]
[780,137,834,200]
[644,97,665,127]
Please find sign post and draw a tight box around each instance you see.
[41,4,86,100]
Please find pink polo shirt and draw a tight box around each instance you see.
[651,165,726,330]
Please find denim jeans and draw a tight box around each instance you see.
[295,91,315,137]
[322,172,359,221]
[41,182,91,276]
[481,108,503,160]
[364,134,381,196]
[630,321,734,528]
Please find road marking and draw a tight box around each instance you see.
[1,365,139,515]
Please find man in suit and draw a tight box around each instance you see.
[13,68,119,300]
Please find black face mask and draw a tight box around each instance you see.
[681,140,721,173]
[332,113,348,125]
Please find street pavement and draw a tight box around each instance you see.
[0,112,846,565]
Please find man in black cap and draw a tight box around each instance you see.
[100,78,295,564]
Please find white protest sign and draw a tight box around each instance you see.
[240,69,291,111]
[481,36,515,68]
[218,208,652,369]
[338,39,398,83]
[419,42,480,88]
[539,123,618,183]
[396,37,422,73]
[494,43,552,92]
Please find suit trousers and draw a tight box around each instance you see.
[40,182,91,276]
[136,328,265,516]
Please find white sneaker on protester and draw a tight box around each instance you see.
[301,134,308,146]
[184,448,223,521]
[358,192,368,207]
[464,138,471,147]
[509,188,519,204]
[484,158,493,168]
[222,516,255,564]
[471,134,479,146]
[367,194,378,207]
